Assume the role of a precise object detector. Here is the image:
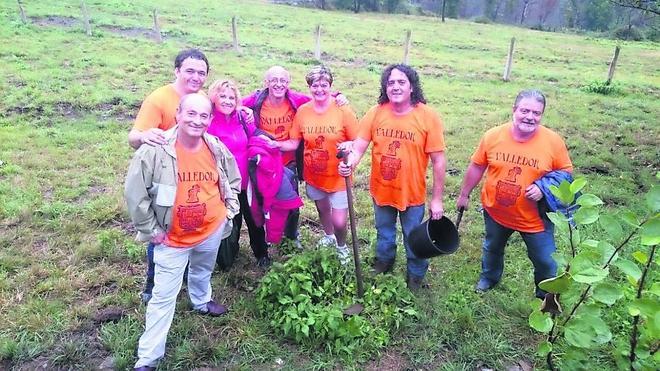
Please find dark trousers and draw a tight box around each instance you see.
[217,191,268,270]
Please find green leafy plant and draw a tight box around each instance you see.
[256,248,417,358]
[581,80,623,95]
[528,177,659,370]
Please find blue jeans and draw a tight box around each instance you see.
[373,202,428,279]
[480,210,557,298]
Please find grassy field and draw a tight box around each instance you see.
[0,0,658,369]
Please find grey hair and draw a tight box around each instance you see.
[513,89,546,112]
[305,65,333,86]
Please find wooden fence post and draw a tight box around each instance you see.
[17,0,27,24]
[314,25,322,61]
[153,9,163,43]
[502,37,515,82]
[403,30,412,64]
[231,16,240,52]
[80,1,92,36]
[606,45,620,86]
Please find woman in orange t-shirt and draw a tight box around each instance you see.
[277,65,358,263]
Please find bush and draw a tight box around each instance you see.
[612,26,644,41]
[473,16,492,24]
[581,80,623,95]
[256,249,417,357]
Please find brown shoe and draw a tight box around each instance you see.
[372,260,394,275]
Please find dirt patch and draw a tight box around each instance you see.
[100,25,160,41]
[55,102,81,119]
[418,64,457,78]
[95,306,127,324]
[581,164,610,175]
[365,347,409,370]
[30,16,79,28]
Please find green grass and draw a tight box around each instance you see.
[0,0,658,369]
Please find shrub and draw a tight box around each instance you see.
[256,248,417,358]
[473,16,492,24]
[581,80,622,95]
[612,26,644,41]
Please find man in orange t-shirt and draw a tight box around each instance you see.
[128,49,209,149]
[125,94,241,370]
[127,49,209,304]
[456,89,573,299]
[339,64,447,290]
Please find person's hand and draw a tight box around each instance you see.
[430,198,444,220]
[150,229,166,245]
[336,141,353,152]
[335,93,348,106]
[240,106,255,124]
[259,135,277,147]
[140,128,167,146]
[525,184,543,201]
[338,160,353,177]
[456,194,470,211]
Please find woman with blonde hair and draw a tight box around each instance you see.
[207,79,270,269]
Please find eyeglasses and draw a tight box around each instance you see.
[268,78,289,85]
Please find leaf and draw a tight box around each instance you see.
[646,186,660,212]
[565,315,612,348]
[649,282,660,297]
[597,241,617,265]
[572,267,609,284]
[577,193,603,207]
[551,181,574,205]
[546,211,569,231]
[539,272,571,294]
[599,214,623,241]
[632,250,648,264]
[537,341,552,356]
[570,177,587,194]
[529,310,553,333]
[613,259,642,281]
[573,206,599,225]
[628,298,660,318]
[640,217,660,246]
[592,282,623,305]
[620,211,640,228]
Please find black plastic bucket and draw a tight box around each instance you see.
[409,209,463,259]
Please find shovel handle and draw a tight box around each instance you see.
[455,207,465,229]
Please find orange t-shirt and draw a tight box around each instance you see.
[166,141,227,247]
[289,101,359,192]
[471,122,573,233]
[358,103,446,211]
[259,99,296,165]
[133,84,180,132]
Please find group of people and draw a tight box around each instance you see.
[124,48,573,370]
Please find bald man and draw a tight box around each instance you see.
[125,94,241,370]
[243,66,347,245]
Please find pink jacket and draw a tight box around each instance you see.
[207,111,255,190]
[247,136,303,244]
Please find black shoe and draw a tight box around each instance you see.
[256,256,272,269]
[474,279,496,294]
[372,259,394,275]
[407,274,428,292]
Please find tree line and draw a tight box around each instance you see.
[281,0,658,41]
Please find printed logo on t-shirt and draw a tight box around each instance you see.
[495,166,522,207]
[307,135,329,173]
[177,183,207,230]
[380,140,402,181]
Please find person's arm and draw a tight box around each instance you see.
[338,137,369,177]
[128,127,166,149]
[429,151,447,220]
[124,148,160,242]
[274,138,301,152]
[456,162,487,210]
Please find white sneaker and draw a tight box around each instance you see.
[318,234,337,248]
[336,245,351,265]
